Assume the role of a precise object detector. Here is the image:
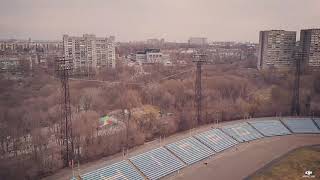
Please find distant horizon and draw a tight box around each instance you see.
[0,36,260,43]
[1,0,319,43]
[2,28,320,44]
[2,28,319,43]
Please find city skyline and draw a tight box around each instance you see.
[1,0,320,42]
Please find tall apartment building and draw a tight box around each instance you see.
[63,34,116,70]
[146,38,165,45]
[188,37,208,46]
[300,29,320,68]
[258,30,296,70]
[0,55,33,72]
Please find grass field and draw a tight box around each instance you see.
[250,146,320,180]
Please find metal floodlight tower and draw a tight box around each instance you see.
[56,56,74,167]
[291,50,302,116]
[192,53,207,125]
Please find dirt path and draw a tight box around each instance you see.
[168,134,320,180]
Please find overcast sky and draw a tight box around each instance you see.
[0,0,319,42]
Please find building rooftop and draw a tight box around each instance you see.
[144,48,160,53]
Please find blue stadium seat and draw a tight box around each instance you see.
[248,120,291,137]
[282,118,320,134]
[72,160,144,180]
[129,147,185,180]
[313,118,320,129]
[194,128,238,152]
[221,122,264,142]
[165,136,215,165]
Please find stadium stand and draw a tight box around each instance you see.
[282,118,320,134]
[313,118,320,129]
[71,117,320,180]
[165,136,215,165]
[194,128,238,152]
[71,160,143,180]
[129,147,186,180]
[221,122,264,142]
[248,120,291,137]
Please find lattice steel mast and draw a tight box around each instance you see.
[291,48,302,116]
[193,53,207,125]
[56,56,74,166]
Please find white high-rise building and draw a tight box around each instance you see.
[63,34,116,70]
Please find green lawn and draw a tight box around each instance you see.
[250,146,320,180]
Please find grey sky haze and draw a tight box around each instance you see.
[0,0,319,42]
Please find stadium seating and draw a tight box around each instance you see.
[73,160,143,180]
[71,117,320,180]
[221,122,264,142]
[129,147,186,180]
[165,136,215,165]
[248,120,291,137]
[194,128,238,152]
[282,118,320,133]
[313,118,320,129]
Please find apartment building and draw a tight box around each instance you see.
[63,34,116,70]
[300,29,320,68]
[146,38,165,46]
[0,55,33,72]
[188,37,208,46]
[0,39,62,52]
[258,30,296,70]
